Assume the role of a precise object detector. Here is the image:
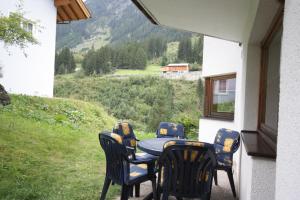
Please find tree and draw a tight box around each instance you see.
[161,56,168,66]
[132,47,147,69]
[0,1,40,55]
[177,37,192,62]
[55,48,76,75]
[147,37,167,59]
[95,46,113,74]
[82,48,96,75]
[192,36,203,65]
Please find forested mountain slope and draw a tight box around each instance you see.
[56,0,192,51]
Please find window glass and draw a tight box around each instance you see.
[264,27,282,131]
[212,77,236,113]
[204,74,236,120]
[23,22,33,33]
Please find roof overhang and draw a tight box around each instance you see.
[55,0,91,23]
[131,0,258,43]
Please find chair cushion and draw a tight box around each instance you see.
[156,122,185,139]
[129,164,148,181]
[215,144,233,166]
[214,128,240,153]
[214,128,240,167]
[108,133,123,144]
[113,122,137,148]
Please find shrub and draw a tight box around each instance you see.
[54,76,202,133]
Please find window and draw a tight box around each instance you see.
[23,22,33,33]
[9,12,34,34]
[218,79,227,93]
[204,74,236,120]
[258,7,283,150]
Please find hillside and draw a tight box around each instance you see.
[56,0,192,51]
[0,95,119,199]
[54,75,202,137]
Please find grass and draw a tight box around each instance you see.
[113,65,161,76]
[0,95,154,200]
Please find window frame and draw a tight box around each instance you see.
[257,6,284,151]
[204,73,236,121]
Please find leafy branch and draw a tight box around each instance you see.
[0,0,42,56]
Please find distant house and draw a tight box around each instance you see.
[161,63,189,74]
[0,0,90,97]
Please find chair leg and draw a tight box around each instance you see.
[100,176,111,200]
[157,186,162,200]
[214,170,218,185]
[135,184,140,197]
[162,185,169,200]
[129,186,133,197]
[162,192,168,200]
[227,168,236,198]
[151,177,157,200]
[121,185,130,200]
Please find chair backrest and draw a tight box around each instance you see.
[157,140,216,199]
[214,128,240,166]
[99,132,130,184]
[113,122,137,149]
[156,122,185,139]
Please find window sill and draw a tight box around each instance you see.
[201,116,234,122]
[241,130,276,159]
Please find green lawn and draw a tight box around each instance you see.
[113,65,161,76]
[0,95,155,200]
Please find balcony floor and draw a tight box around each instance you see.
[115,170,237,200]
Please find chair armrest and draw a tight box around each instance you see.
[126,146,136,160]
[129,157,156,165]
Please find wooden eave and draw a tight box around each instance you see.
[55,0,91,23]
[131,0,158,25]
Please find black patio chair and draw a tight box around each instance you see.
[213,128,240,198]
[99,132,157,200]
[157,140,217,200]
[113,122,158,197]
[156,122,185,139]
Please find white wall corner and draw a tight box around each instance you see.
[276,0,300,199]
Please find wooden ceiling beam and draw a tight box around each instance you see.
[56,0,91,23]
[55,0,71,7]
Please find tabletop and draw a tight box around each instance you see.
[137,138,184,156]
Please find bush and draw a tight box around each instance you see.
[54,76,202,133]
[197,78,204,111]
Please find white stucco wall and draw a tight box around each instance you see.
[239,143,253,200]
[238,0,280,197]
[199,36,242,196]
[199,119,236,144]
[0,0,57,97]
[276,0,300,199]
[238,42,277,200]
[202,36,241,77]
[199,36,242,138]
[239,142,276,200]
[250,157,276,200]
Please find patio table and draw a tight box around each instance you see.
[137,137,185,156]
